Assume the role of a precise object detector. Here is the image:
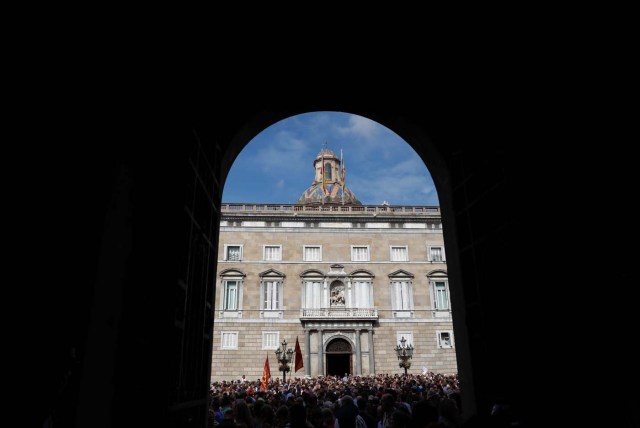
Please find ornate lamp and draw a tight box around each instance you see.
[394,336,414,376]
[275,339,294,383]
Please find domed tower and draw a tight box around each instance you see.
[297,148,361,205]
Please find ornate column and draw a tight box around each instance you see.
[355,329,362,375]
[368,329,375,374]
[304,329,311,376]
[317,329,324,376]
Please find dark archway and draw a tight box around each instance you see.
[66,109,474,427]
[40,98,633,427]
[325,338,352,377]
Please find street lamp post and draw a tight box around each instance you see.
[274,339,294,383]
[394,336,414,376]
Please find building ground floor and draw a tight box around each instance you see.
[211,319,457,381]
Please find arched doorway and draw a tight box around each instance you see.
[325,338,352,376]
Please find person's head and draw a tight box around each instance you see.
[310,406,323,428]
[356,396,367,410]
[340,395,354,407]
[222,395,233,408]
[390,410,410,428]
[438,398,459,425]
[321,407,335,428]
[276,404,290,424]
[234,399,253,424]
[381,393,395,412]
[260,404,275,422]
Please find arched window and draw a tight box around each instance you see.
[324,162,332,180]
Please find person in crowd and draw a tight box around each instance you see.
[356,396,377,428]
[334,395,359,428]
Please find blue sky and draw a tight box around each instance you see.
[222,112,439,206]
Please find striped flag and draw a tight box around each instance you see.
[341,149,346,183]
[261,354,271,391]
[321,151,328,196]
[294,336,303,372]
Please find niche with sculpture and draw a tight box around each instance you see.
[330,282,346,306]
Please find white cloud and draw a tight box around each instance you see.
[247,132,311,176]
[352,175,437,206]
[337,115,381,139]
[349,157,438,206]
[224,111,440,206]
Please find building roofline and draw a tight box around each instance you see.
[221,203,440,215]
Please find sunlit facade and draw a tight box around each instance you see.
[211,149,457,381]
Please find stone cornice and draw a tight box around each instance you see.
[221,210,441,224]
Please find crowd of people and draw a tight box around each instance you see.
[209,373,521,428]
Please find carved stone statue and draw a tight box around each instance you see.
[330,285,345,305]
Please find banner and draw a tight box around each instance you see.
[261,354,271,391]
[294,336,303,372]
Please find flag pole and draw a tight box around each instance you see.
[321,146,326,205]
[341,148,344,205]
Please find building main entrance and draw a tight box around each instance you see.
[325,338,352,376]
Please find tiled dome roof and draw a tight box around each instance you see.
[297,147,360,205]
[297,182,361,205]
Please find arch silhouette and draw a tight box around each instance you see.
[216,110,470,412]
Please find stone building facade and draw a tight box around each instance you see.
[211,149,457,381]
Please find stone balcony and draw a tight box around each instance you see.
[222,203,440,216]
[300,307,378,321]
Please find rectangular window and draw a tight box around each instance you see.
[397,332,413,346]
[390,246,408,261]
[351,246,370,262]
[437,331,453,348]
[262,281,280,310]
[262,331,279,350]
[429,246,445,262]
[393,281,412,310]
[304,245,322,262]
[304,281,322,308]
[434,281,449,310]
[223,280,238,310]
[354,281,372,308]
[225,245,242,261]
[221,332,238,349]
[264,245,282,261]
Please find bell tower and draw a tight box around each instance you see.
[297,146,361,205]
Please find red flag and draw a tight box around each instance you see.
[294,336,303,372]
[341,149,346,183]
[261,354,271,391]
